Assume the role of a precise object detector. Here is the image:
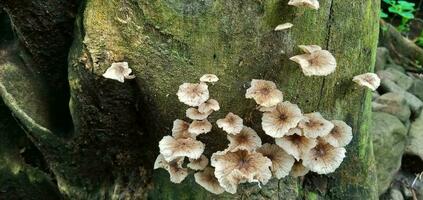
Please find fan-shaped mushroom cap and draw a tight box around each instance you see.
[262,101,303,138]
[321,120,353,147]
[286,128,303,136]
[290,49,337,76]
[194,167,225,194]
[159,136,205,161]
[188,155,209,171]
[211,150,272,194]
[245,79,284,107]
[102,62,135,83]
[288,0,320,10]
[186,108,212,120]
[298,112,334,138]
[177,82,209,106]
[257,143,295,179]
[200,74,219,83]
[227,126,262,152]
[352,73,381,91]
[188,120,213,135]
[274,23,293,31]
[198,99,220,113]
[275,132,317,160]
[298,45,322,54]
[258,105,276,112]
[154,154,188,183]
[172,119,196,139]
[302,140,346,174]
[290,161,310,177]
[216,112,244,135]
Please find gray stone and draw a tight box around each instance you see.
[380,79,423,114]
[405,112,423,160]
[372,112,408,195]
[375,47,391,71]
[408,78,423,101]
[373,92,411,123]
[372,91,380,100]
[385,64,406,73]
[389,188,404,200]
[377,68,414,90]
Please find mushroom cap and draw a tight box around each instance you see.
[177,82,210,106]
[188,155,209,171]
[286,127,303,136]
[172,119,196,139]
[194,167,225,194]
[302,140,346,174]
[154,154,188,183]
[262,101,303,138]
[257,143,295,179]
[275,133,317,160]
[321,120,353,147]
[186,108,213,120]
[200,74,219,83]
[188,119,213,135]
[227,126,262,152]
[298,112,334,138]
[288,0,320,10]
[159,136,205,161]
[352,73,381,91]
[258,105,276,112]
[290,161,310,177]
[198,99,220,113]
[211,150,272,194]
[298,45,322,54]
[102,62,135,83]
[290,49,337,76]
[245,79,284,107]
[274,23,293,31]
[216,112,244,135]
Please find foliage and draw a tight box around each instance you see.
[381,0,416,32]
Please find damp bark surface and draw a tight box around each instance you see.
[0,0,380,199]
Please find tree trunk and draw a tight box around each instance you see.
[0,0,380,199]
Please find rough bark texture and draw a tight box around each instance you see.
[0,0,380,199]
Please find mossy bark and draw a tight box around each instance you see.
[0,0,380,199]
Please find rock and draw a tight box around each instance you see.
[373,92,411,123]
[380,79,423,114]
[408,78,423,101]
[385,64,406,73]
[372,91,380,100]
[389,188,404,200]
[377,68,414,90]
[405,112,423,160]
[375,47,391,71]
[372,112,408,195]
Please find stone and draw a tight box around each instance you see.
[377,68,414,90]
[372,92,411,123]
[408,78,423,101]
[372,112,408,195]
[380,79,423,114]
[384,64,406,73]
[372,91,380,100]
[375,47,391,71]
[405,112,423,160]
[389,188,404,200]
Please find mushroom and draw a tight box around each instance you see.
[227,126,262,152]
[154,154,188,183]
[302,140,346,174]
[262,101,303,138]
[290,46,337,76]
[211,150,272,194]
[188,155,209,171]
[198,99,220,113]
[290,161,310,177]
[275,130,317,160]
[102,62,135,83]
[245,79,284,107]
[172,119,196,139]
[298,112,334,138]
[188,119,213,135]
[274,23,293,31]
[258,105,276,112]
[321,120,353,147]
[200,74,219,83]
[159,136,205,161]
[194,167,225,194]
[216,112,244,135]
[352,73,381,91]
[257,143,295,179]
[177,82,210,106]
[287,0,320,10]
[186,108,213,120]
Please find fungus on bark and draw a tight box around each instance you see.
[154,154,188,183]
[290,45,337,76]
[302,140,346,174]
[245,79,284,107]
[198,99,220,113]
[186,108,212,120]
[274,23,293,31]
[188,119,213,135]
[216,112,244,135]
[177,82,210,107]
[159,136,205,161]
[227,126,262,152]
[172,119,196,139]
[257,143,295,179]
[290,161,310,177]
[194,167,225,194]
[262,101,303,138]
[298,112,334,138]
[200,74,219,83]
[102,62,135,83]
[188,155,209,171]
[352,73,381,91]
[288,0,320,10]
[321,120,353,147]
[275,131,317,160]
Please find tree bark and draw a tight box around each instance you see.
[0,0,380,199]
